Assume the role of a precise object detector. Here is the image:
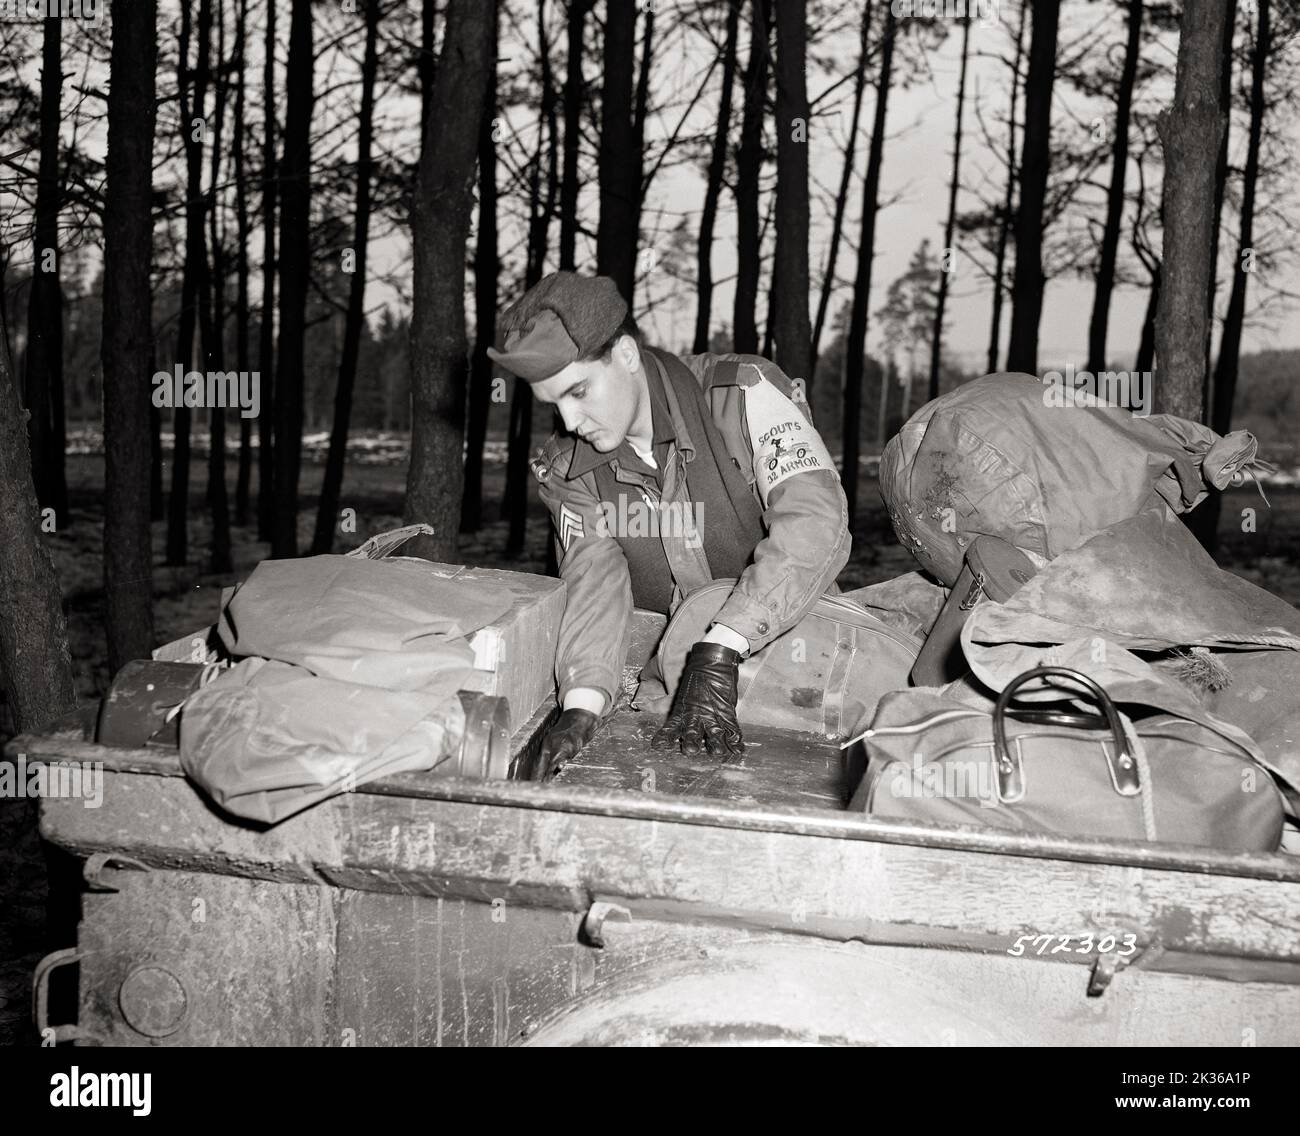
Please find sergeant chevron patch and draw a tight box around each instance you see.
[558,503,585,551]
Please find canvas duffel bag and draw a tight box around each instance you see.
[849,664,1284,851]
[650,579,923,740]
[880,372,1270,588]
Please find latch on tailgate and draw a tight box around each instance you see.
[580,900,634,948]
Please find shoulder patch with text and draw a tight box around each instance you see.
[744,377,834,505]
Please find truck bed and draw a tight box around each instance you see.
[13,700,1300,1045]
[13,603,1300,1046]
[556,708,848,811]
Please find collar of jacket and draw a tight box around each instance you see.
[566,347,693,479]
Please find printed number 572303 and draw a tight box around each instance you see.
[1006,933,1138,957]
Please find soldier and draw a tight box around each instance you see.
[487,272,850,778]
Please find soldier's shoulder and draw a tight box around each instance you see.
[692,352,796,396]
[530,432,576,486]
[735,354,796,393]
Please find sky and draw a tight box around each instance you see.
[601,3,1300,372]
[4,1,1299,379]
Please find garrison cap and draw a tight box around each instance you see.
[487,271,629,382]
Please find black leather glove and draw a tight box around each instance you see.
[651,641,744,757]
[531,708,598,781]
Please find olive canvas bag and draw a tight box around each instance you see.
[651,579,923,740]
[847,664,1285,852]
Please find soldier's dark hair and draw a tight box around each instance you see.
[582,314,643,363]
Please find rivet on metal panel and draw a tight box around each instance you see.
[83,852,152,892]
[580,900,633,948]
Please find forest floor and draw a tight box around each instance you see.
[2,441,1299,1043]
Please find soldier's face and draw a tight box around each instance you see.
[532,336,643,452]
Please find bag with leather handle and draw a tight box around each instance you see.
[649,580,922,741]
[847,664,1285,851]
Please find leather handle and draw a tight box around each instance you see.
[992,666,1138,802]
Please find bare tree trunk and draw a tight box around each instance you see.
[504,0,558,555]
[461,1,498,536]
[631,0,654,271]
[234,0,252,527]
[1154,0,1231,419]
[1203,0,1238,409]
[256,0,277,541]
[102,0,157,674]
[560,0,594,270]
[0,241,11,369]
[1183,1,1237,552]
[762,250,776,359]
[734,0,771,354]
[597,0,639,302]
[1005,0,1059,375]
[987,0,1026,374]
[403,0,493,562]
[843,4,896,533]
[167,0,212,567]
[541,0,582,575]
[271,0,314,558]
[420,0,437,141]
[24,15,68,524]
[312,0,381,554]
[1211,0,1266,435]
[929,10,970,401]
[632,2,654,150]
[693,0,741,354]
[811,0,871,368]
[1134,262,1160,374]
[1086,0,1143,374]
[207,0,232,574]
[1201,0,1269,553]
[877,357,893,445]
[772,0,812,393]
[150,401,163,520]
[0,343,75,733]
[540,0,560,261]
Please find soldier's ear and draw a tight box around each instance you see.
[615,334,641,375]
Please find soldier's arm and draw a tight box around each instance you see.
[719,467,850,651]
[537,461,633,716]
[685,354,851,653]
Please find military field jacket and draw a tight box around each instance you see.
[534,349,851,709]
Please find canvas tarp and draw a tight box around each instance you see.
[181,555,512,823]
